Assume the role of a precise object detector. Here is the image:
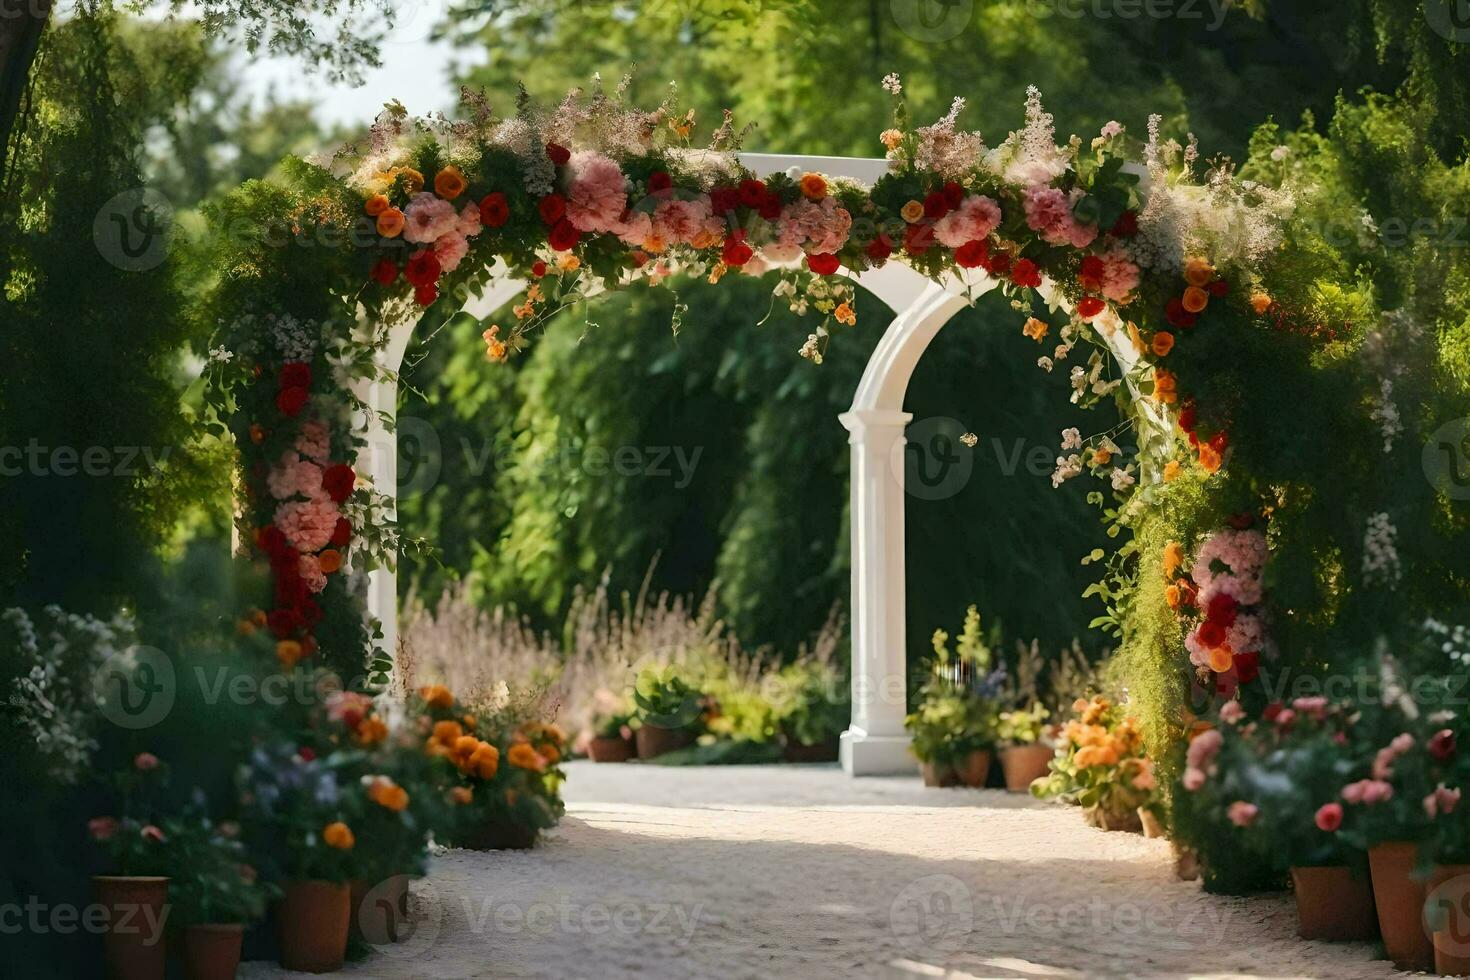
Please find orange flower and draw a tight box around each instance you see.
[371,778,410,812]
[880,129,903,151]
[545,723,566,744]
[323,822,355,850]
[364,194,390,217]
[399,168,424,194]
[900,200,925,223]
[453,735,481,761]
[421,685,455,709]
[1022,317,1049,342]
[462,714,477,729]
[276,640,304,669]
[1127,321,1146,355]
[506,742,546,773]
[469,743,499,780]
[834,302,856,326]
[432,719,463,745]
[799,172,828,200]
[1181,286,1209,314]
[1163,459,1181,482]
[376,208,405,238]
[1162,540,1185,578]
[1153,370,1177,405]
[1093,447,1112,466]
[1150,331,1175,357]
[1207,646,1234,673]
[1184,257,1214,287]
[434,166,467,200]
[355,715,388,746]
[236,619,257,637]
[1165,584,1182,609]
[1250,291,1273,314]
[450,786,473,805]
[249,423,265,444]
[540,743,561,765]
[1198,443,1223,474]
[317,549,342,574]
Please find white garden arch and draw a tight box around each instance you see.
[355,154,1151,776]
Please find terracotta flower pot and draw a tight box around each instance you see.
[1137,807,1167,839]
[587,735,635,762]
[956,749,993,788]
[920,759,959,787]
[783,738,839,763]
[1085,804,1142,833]
[1367,841,1433,971]
[1426,864,1470,975]
[93,875,169,980]
[181,923,244,980]
[278,879,350,973]
[351,873,411,945]
[635,724,694,760]
[1289,866,1378,941]
[999,744,1054,792]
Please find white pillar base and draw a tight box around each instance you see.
[840,728,916,776]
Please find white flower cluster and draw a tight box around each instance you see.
[3,606,137,784]
[798,334,823,364]
[1069,351,1120,404]
[1362,512,1402,589]
[263,313,320,362]
[1051,453,1082,488]
[1426,618,1470,670]
[1370,378,1402,453]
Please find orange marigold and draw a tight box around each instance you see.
[376,208,405,238]
[506,742,546,773]
[421,685,455,709]
[364,194,390,217]
[355,715,388,746]
[1150,331,1175,357]
[1184,257,1214,287]
[434,166,467,200]
[1181,285,1209,314]
[322,822,355,850]
[799,172,828,200]
[450,786,473,805]
[1198,443,1223,474]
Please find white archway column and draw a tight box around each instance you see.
[352,368,400,666]
[838,408,916,775]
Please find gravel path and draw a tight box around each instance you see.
[243,761,1410,979]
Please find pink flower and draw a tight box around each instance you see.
[433,231,470,272]
[1131,759,1156,791]
[1186,728,1222,771]
[1315,802,1343,832]
[776,198,852,255]
[1182,766,1206,791]
[298,554,327,594]
[140,825,165,843]
[932,194,1002,249]
[1022,185,1097,249]
[1274,709,1297,729]
[294,420,330,463]
[1431,729,1458,761]
[1291,696,1328,720]
[1342,779,1394,805]
[133,752,159,771]
[88,816,118,841]
[267,454,323,501]
[403,193,460,244]
[1097,246,1140,302]
[326,690,373,727]
[1100,120,1124,139]
[456,201,482,238]
[274,495,340,553]
[1227,801,1258,827]
[565,151,628,234]
[1218,701,1245,724]
[652,197,719,246]
[1425,785,1462,818]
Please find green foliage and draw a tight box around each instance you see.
[773,660,848,748]
[997,703,1050,745]
[160,814,275,926]
[632,664,706,730]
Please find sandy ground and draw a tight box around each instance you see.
[241,761,1411,980]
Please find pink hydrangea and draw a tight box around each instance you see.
[274,495,339,553]
[933,194,1002,249]
[1022,184,1097,248]
[404,193,460,244]
[776,198,852,255]
[611,209,653,248]
[1224,613,1267,658]
[1097,246,1140,302]
[298,553,327,594]
[267,454,323,501]
[1227,800,1258,827]
[1425,784,1462,818]
[651,197,720,245]
[295,420,330,462]
[565,151,629,234]
[456,201,482,238]
[433,231,470,272]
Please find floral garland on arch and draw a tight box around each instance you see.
[204,71,1342,713]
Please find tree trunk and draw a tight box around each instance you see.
[0,0,53,180]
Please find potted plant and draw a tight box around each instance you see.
[89,752,172,980]
[163,815,273,980]
[996,703,1054,792]
[237,742,361,973]
[774,660,847,763]
[1032,696,1154,831]
[907,606,1003,787]
[586,691,637,762]
[631,665,704,759]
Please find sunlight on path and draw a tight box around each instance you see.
[243,762,1409,979]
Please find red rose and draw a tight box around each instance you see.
[370,259,398,285]
[298,746,316,762]
[267,608,302,639]
[710,186,739,215]
[276,386,309,417]
[1206,592,1238,627]
[954,239,989,269]
[923,191,950,219]
[1078,255,1105,291]
[531,260,548,278]
[1208,430,1230,453]
[1233,650,1260,684]
[279,362,312,389]
[806,252,840,275]
[757,193,783,221]
[538,194,567,225]
[1228,512,1256,530]
[984,250,1011,276]
[405,249,441,287]
[1109,210,1138,237]
[942,181,964,210]
[1011,258,1042,289]
[331,517,352,547]
[413,283,437,306]
[865,234,894,262]
[1178,403,1197,433]
[648,171,673,196]
[721,232,754,267]
[1165,297,1197,329]
[548,218,581,251]
[903,222,935,255]
[545,142,571,166]
[479,192,510,228]
[1076,296,1106,320]
[321,464,356,502]
[1197,620,1227,650]
[1208,279,1229,297]
[1430,729,1457,761]
[737,179,767,208]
